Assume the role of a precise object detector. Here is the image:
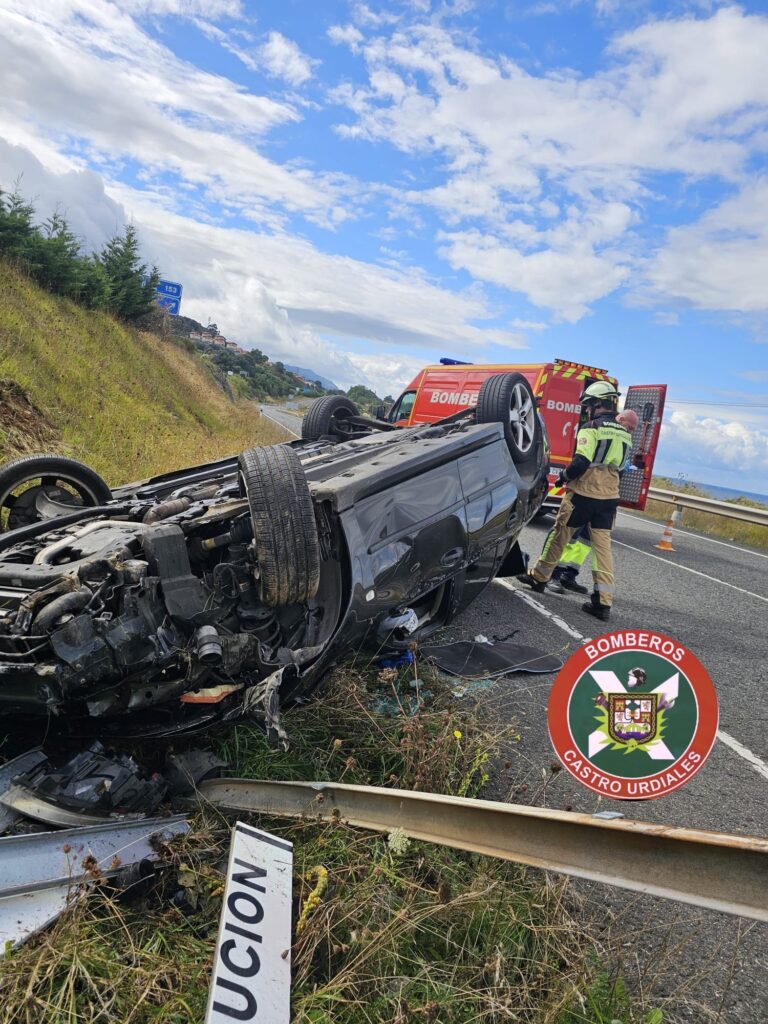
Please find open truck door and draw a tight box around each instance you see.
[619,385,667,511]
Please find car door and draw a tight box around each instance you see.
[386,389,417,426]
[352,460,469,607]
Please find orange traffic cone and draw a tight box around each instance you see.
[655,508,680,551]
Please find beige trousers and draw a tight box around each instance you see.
[531,493,615,606]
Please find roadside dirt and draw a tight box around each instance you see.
[0,379,59,460]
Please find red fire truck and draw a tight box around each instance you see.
[386,358,666,512]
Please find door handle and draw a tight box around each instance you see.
[440,547,464,567]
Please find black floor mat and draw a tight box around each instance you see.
[420,640,562,678]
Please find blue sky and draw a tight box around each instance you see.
[0,0,766,489]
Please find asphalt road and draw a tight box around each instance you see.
[267,403,768,1020]
[434,512,767,1024]
[258,403,306,437]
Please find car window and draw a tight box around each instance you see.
[389,390,416,423]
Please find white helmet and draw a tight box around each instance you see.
[580,381,620,403]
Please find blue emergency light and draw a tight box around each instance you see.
[439,357,474,365]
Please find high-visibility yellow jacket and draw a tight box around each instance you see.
[564,413,633,500]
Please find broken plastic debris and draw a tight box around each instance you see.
[420,639,562,679]
[378,608,419,635]
[450,677,497,698]
[378,651,414,670]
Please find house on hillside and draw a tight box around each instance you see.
[189,331,203,341]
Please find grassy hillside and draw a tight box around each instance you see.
[0,261,286,485]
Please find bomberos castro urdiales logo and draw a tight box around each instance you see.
[548,630,718,799]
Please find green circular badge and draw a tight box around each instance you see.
[548,630,718,799]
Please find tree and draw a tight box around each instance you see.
[78,256,110,310]
[0,188,35,260]
[32,211,83,297]
[100,224,160,321]
[347,384,382,411]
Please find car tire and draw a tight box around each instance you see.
[301,396,359,441]
[0,454,113,531]
[476,372,542,469]
[238,444,321,606]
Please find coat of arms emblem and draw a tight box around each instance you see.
[607,693,659,745]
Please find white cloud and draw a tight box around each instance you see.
[332,8,768,318]
[0,2,344,226]
[439,226,630,322]
[342,351,430,397]
[328,24,364,50]
[510,318,548,331]
[0,139,126,250]
[259,32,315,86]
[647,179,768,313]
[196,22,317,88]
[122,194,526,351]
[79,174,529,392]
[659,410,768,487]
[122,0,243,17]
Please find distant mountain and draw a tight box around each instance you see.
[284,365,339,391]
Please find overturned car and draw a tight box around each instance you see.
[0,374,548,740]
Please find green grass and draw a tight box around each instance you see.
[0,261,287,484]
[0,666,665,1024]
[640,477,768,551]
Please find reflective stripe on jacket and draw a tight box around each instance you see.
[566,413,632,500]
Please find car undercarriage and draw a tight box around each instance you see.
[0,381,548,746]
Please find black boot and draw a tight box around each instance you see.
[582,593,610,621]
[516,572,546,594]
[559,575,588,595]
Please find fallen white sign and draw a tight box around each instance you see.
[206,822,293,1024]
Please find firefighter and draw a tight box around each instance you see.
[518,381,632,621]
[548,408,639,597]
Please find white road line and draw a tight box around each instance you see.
[494,579,590,641]
[496,580,768,783]
[260,407,299,438]
[716,730,768,782]
[617,511,768,560]
[612,539,768,604]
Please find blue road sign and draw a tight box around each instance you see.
[156,294,181,315]
[156,280,183,298]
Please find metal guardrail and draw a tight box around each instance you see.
[199,779,768,922]
[647,487,768,526]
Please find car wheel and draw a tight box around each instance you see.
[238,444,321,606]
[0,454,112,531]
[476,372,542,469]
[301,396,359,441]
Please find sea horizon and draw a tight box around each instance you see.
[677,480,768,505]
